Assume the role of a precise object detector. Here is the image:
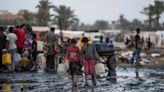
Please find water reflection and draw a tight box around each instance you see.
[71,86,78,92]
[1,82,11,92]
[135,68,139,78]
[84,85,94,92]
[107,69,117,83]
[0,67,164,92]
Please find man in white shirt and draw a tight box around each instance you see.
[6,27,18,72]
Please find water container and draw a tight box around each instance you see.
[2,83,11,92]
[95,63,105,75]
[2,53,11,65]
[57,63,67,76]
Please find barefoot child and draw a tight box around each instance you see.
[81,37,100,86]
[66,39,80,87]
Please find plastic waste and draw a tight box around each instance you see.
[133,59,141,66]
[121,51,133,59]
[140,53,147,57]
[151,53,160,58]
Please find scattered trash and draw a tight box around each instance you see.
[121,51,133,59]
[134,58,152,65]
[134,59,141,66]
[151,53,160,58]
[140,53,147,57]
[140,60,145,65]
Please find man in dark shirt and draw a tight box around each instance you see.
[0,27,6,70]
[135,28,141,50]
[31,34,39,70]
[131,28,141,65]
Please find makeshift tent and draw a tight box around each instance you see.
[156,30,164,47]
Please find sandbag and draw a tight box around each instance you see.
[95,63,105,75]
[20,57,29,68]
[2,53,11,65]
[57,63,67,76]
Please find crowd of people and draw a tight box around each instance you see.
[0,25,109,87]
[125,31,152,51]
[1,23,149,87]
[45,27,103,87]
[0,24,37,73]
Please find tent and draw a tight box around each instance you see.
[156,30,164,47]
[156,30,164,40]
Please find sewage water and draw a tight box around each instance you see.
[0,67,164,92]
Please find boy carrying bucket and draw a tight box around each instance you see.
[81,37,100,86]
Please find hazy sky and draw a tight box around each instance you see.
[1,0,163,24]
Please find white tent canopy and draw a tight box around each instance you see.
[156,30,164,47]
[32,26,84,39]
[156,30,164,40]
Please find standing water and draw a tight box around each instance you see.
[0,66,164,92]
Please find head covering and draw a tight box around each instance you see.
[81,37,89,43]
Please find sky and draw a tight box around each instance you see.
[0,0,163,24]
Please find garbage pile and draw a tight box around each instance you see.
[119,51,161,66]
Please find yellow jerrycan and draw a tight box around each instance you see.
[2,52,11,65]
[2,83,11,92]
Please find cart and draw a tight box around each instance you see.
[94,43,117,76]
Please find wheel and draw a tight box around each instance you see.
[107,56,117,70]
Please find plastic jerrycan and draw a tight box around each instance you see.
[2,52,11,65]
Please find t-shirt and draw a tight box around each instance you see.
[135,34,140,49]
[24,39,30,49]
[32,39,37,52]
[81,44,99,61]
[67,46,80,62]
[15,29,26,48]
[108,43,114,49]
[46,31,57,46]
[46,31,58,54]
[0,34,6,50]
[6,33,17,50]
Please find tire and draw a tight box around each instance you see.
[107,56,117,70]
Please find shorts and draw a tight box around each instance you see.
[69,61,79,75]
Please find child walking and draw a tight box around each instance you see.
[66,39,80,87]
[81,37,100,86]
[30,34,40,70]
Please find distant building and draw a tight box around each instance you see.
[0,9,27,25]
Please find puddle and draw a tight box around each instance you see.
[0,67,164,92]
